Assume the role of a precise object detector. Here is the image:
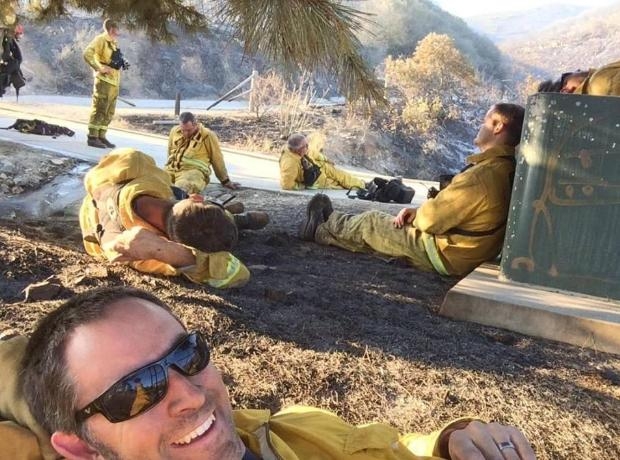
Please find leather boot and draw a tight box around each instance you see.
[87,136,107,148]
[233,211,269,230]
[299,194,332,241]
[99,136,116,148]
[224,201,245,214]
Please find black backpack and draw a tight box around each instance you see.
[1,119,75,137]
[348,177,415,204]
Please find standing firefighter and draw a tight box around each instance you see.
[83,19,128,149]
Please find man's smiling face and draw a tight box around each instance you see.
[57,297,244,460]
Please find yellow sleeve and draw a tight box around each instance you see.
[414,170,484,235]
[83,35,104,71]
[205,131,229,183]
[182,250,250,288]
[0,338,59,460]
[399,417,477,458]
[279,154,304,190]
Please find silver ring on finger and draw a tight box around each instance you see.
[497,440,516,451]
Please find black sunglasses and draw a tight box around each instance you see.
[75,331,210,424]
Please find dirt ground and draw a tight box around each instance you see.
[0,139,619,459]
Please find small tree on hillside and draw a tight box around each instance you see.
[384,32,477,134]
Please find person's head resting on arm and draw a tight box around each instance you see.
[21,287,246,460]
[537,70,589,94]
[166,198,238,253]
[473,103,525,152]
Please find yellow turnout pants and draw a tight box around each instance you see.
[315,163,365,190]
[88,79,119,137]
[167,169,209,194]
[0,337,58,459]
[315,210,435,271]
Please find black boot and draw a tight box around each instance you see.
[99,136,116,148]
[87,136,107,148]
[299,194,333,241]
[233,212,270,230]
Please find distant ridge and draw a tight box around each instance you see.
[499,3,620,77]
[466,4,588,43]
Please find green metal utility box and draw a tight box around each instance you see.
[500,93,620,301]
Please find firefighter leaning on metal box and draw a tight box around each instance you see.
[79,147,250,288]
[301,103,525,277]
[166,111,240,194]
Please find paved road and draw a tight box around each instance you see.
[0,100,436,206]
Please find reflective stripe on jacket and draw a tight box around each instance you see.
[166,124,230,184]
[414,145,516,276]
[79,148,249,287]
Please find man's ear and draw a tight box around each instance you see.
[51,431,100,460]
[492,118,505,135]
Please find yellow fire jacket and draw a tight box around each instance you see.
[79,148,249,288]
[83,32,120,87]
[235,406,474,460]
[279,147,365,190]
[414,145,516,276]
[574,60,620,96]
[165,124,230,184]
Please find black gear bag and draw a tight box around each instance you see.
[348,177,415,204]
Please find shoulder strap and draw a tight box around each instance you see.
[88,181,131,245]
[447,155,515,237]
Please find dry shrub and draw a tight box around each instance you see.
[277,72,315,138]
[249,71,286,120]
[384,32,477,134]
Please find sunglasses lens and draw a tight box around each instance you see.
[98,332,209,422]
[169,332,210,376]
[100,365,168,422]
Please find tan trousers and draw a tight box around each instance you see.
[167,169,209,194]
[315,210,435,271]
[0,337,58,460]
[315,163,365,190]
[88,79,119,138]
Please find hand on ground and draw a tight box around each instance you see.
[447,421,536,460]
[223,181,240,190]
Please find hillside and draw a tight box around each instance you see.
[466,4,587,43]
[10,9,507,180]
[352,0,504,79]
[500,3,620,78]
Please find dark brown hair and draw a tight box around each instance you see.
[493,103,525,146]
[21,287,179,435]
[167,201,238,253]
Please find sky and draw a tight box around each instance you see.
[433,0,619,18]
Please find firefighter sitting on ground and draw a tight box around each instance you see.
[79,148,268,289]
[165,111,240,194]
[279,132,366,191]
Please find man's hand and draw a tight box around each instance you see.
[98,65,113,75]
[393,208,417,228]
[223,180,240,190]
[446,421,536,460]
